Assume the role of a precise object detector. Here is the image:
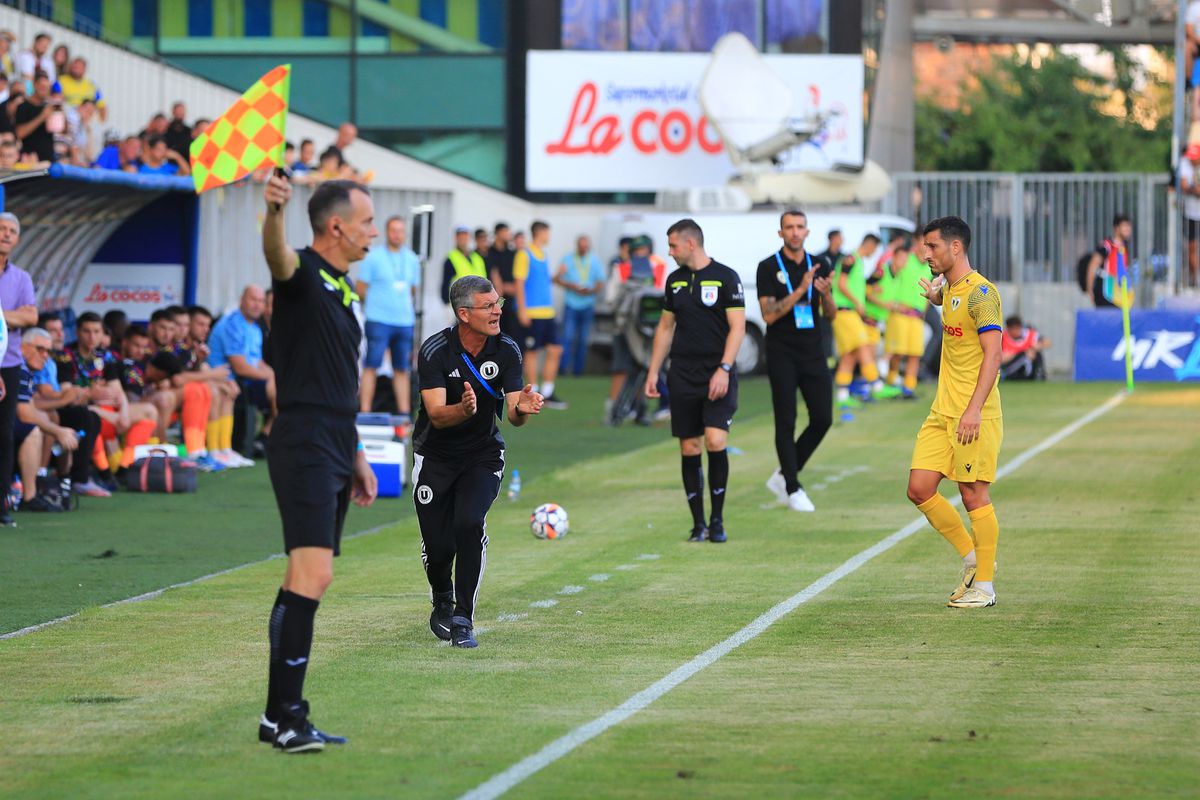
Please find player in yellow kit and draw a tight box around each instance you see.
[906,216,1003,608]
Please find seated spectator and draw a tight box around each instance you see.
[1001,315,1050,381]
[291,138,315,175]
[51,44,68,78]
[208,285,276,449]
[15,73,58,163]
[31,312,109,497]
[184,304,247,467]
[0,139,20,169]
[94,133,139,172]
[315,147,341,181]
[54,56,105,121]
[141,112,167,140]
[16,33,54,83]
[68,98,98,166]
[0,72,8,107]
[58,311,158,477]
[138,135,189,176]
[1,81,24,137]
[0,31,15,78]
[15,327,80,511]
[164,101,190,158]
[102,309,127,354]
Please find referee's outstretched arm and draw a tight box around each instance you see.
[263,173,299,281]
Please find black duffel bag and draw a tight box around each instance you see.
[126,450,198,494]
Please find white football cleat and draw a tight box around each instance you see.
[787,487,815,512]
[766,470,788,504]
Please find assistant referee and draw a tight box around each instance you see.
[645,219,745,543]
[412,275,544,649]
[259,174,380,753]
[757,209,837,513]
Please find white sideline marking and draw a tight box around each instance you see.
[529,599,558,609]
[558,586,585,595]
[497,613,528,623]
[614,564,639,571]
[636,554,661,561]
[588,574,610,582]
[458,392,1126,800]
[0,520,398,641]
[810,465,870,492]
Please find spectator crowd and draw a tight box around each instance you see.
[0,28,369,183]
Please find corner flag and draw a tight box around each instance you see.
[190,64,291,193]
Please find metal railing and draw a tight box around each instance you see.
[882,171,1174,296]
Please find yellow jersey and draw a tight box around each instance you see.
[932,270,1002,420]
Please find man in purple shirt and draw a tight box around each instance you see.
[0,212,39,527]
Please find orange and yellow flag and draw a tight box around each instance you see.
[190,64,291,193]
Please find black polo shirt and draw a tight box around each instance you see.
[412,325,523,460]
[487,245,516,292]
[270,247,363,415]
[662,259,744,369]
[755,249,831,353]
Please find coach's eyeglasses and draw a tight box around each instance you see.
[471,298,506,313]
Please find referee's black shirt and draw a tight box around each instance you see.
[755,249,831,353]
[412,325,523,461]
[662,259,744,368]
[270,247,363,415]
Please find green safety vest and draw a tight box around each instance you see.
[893,255,931,313]
[864,265,892,323]
[448,249,487,282]
[832,254,866,311]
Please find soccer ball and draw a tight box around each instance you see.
[530,503,569,540]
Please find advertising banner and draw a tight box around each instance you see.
[526,51,864,191]
[1074,309,1200,381]
[71,263,186,319]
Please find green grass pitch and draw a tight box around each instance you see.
[1,378,1196,799]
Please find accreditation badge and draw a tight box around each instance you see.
[796,304,814,329]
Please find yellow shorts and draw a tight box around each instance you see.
[865,323,882,347]
[911,411,1003,484]
[833,310,869,356]
[886,312,925,357]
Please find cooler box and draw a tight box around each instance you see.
[356,412,395,443]
[363,440,406,497]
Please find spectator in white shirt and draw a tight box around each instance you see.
[15,33,54,83]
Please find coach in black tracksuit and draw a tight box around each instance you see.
[412,274,544,649]
[645,218,745,544]
[757,210,837,514]
[259,176,379,754]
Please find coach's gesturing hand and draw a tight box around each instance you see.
[461,381,477,417]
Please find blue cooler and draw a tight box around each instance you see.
[363,440,406,497]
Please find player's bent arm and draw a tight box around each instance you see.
[722,307,746,367]
[965,329,1003,414]
[1085,252,1101,296]
[646,311,676,379]
[420,387,472,429]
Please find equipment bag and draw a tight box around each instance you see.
[126,450,198,494]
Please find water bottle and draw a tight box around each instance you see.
[8,478,21,512]
[507,469,521,501]
[51,430,88,458]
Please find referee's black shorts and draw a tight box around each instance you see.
[267,408,357,556]
[667,361,738,439]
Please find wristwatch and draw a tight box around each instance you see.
[719,362,732,373]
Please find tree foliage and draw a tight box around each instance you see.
[914,49,1170,172]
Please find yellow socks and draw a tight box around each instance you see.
[968,504,999,581]
[887,367,900,385]
[917,493,975,558]
[904,372,918,391]
[219,415,234,451]
[862,361,880,382]
[206,420,220,453]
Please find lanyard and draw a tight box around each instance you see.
[460,352,505,420]
[775,251,814,329]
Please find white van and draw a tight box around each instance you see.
[599,211,917,373]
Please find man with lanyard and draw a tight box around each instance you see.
[411,275,544,649]
[757,210,837,513]
[645,219,745,543]
[441,226,487,305]
[355,215,421,417]
[259,175,379,753]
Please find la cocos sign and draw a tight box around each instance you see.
[526,51,864,192]
[71,263,185,317]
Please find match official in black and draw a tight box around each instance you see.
[259,174,380,753]
[645,219,745,543]
[412,274,544,649]
[758,209,837,513]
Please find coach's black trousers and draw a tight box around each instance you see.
[766,347,833,495]
[0,365,21,503]
[412,452,504,623]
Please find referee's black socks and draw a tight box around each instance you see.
[707,449,729,524]
[265,588,320,721]
[681,454,706,530]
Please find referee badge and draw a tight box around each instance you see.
[480,361,499,380]
[416,485,434,504]
[701,285,719,306]
[777,271,788,284]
